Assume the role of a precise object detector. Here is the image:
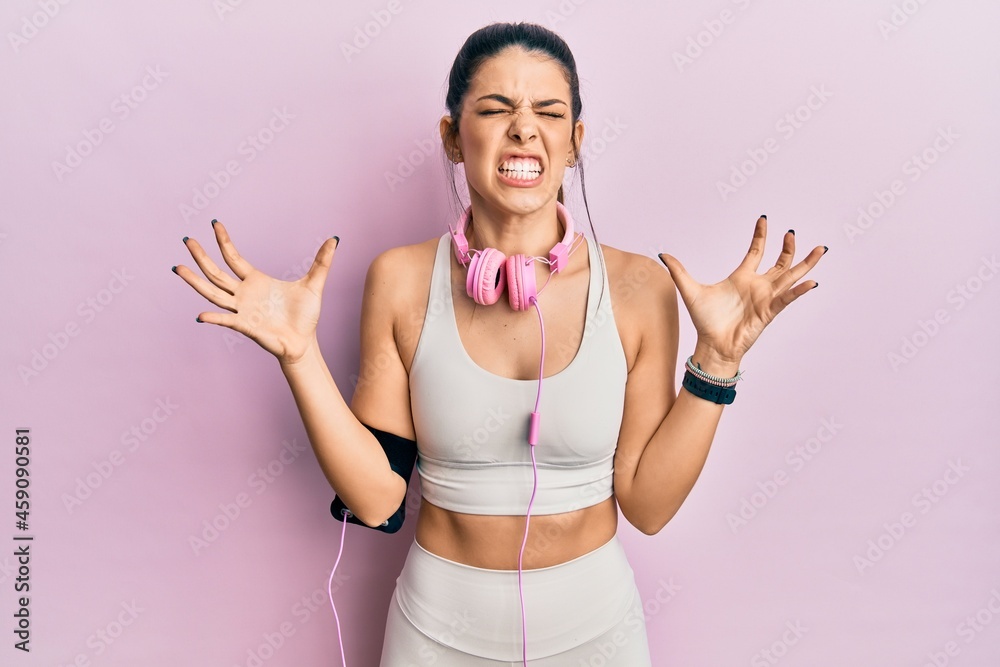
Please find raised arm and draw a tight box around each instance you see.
[173,220,411,528]
[615,215,826,534]
[279,246,415,527]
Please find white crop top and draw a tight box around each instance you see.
[408,231,628,515]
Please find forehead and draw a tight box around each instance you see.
[466,46,570,102]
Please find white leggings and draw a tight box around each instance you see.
[379,535,651,666]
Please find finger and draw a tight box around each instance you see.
[212,220,255,280]
[197,309,276,349]
[736,215,768,273]
[770,278,819,318]
[657,252,701,309]
[173,264,238,312]
[182,236,239,295]
[303,236,339,295]
[195,310,242,331]
[774,245,826,293]
[771,229,795,273]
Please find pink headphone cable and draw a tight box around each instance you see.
[518,289,546,667]
[329,510,349,666]
[517,232,584,665]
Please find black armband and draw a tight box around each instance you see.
[330,422,417,534]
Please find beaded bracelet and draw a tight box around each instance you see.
[685,355,744,387]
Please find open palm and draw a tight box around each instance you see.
[659,215,826,363]
[173,220,339,364]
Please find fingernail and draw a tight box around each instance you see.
[182,236,189,244]
[332,235,340,245]
[823,245,828,254]
[812,282,819,290]
[171,265,177,274]
[657,253,667,267]
[788,229,795,235]
[196,316,203,323]
[760,214,767,220]
[211,219,218,226]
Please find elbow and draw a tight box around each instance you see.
[638,523,660,536]
[344,499,386,528]
[356,472,409,528]
[637,519,667,536]
[353,509,391,529]
[345,500,393,529]
[623,503,677,536]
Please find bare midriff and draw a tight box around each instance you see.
[414,494,618,570]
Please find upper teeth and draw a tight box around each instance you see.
[500,158,541,173]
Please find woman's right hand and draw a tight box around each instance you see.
[173,219,340,365]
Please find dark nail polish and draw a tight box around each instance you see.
[788,229,795,235]
[823,245,828,254]
[211,219,218,226]
[812,283,819,289]
[760,214,767,220]
[171,265,177,274]
[196,316,203,323]
[657,253,667,267]
[333,235,340,245]
[182,236,189,244]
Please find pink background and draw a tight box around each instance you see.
[3,1,999,665]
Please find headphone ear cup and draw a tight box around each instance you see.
[506,254,537,311]
[467,247,507,306]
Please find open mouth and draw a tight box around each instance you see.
[498,157,542,180]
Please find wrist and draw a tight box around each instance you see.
[279,336,323,373]
[690,341,743,378]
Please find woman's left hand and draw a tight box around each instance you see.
[658,215,826,365]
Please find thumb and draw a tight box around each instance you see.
[658,252,700,307]
[303,236,339,295]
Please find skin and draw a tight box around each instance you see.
[172,45,826,571]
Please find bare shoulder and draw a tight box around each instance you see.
[598,242,678,369]
[364,236,441,369]
[351,235,441,436]
[365,236,440,310]
[598,242,677,318]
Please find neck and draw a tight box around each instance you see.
[465,198,568,262]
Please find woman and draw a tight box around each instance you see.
[173,21,825,666]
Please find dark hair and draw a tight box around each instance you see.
[441,21,605,303]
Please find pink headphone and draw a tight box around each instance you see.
[448,201,577,311]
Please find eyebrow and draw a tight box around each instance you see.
[475,94,567,108]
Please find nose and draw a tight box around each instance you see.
[507,108,537,142]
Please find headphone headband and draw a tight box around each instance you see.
[448,201,576,274]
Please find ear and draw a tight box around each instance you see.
[440,115,460,161]
[571,119,585,162]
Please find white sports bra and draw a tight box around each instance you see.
[408,231,628,515]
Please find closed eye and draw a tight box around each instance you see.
[479,110,566,118]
